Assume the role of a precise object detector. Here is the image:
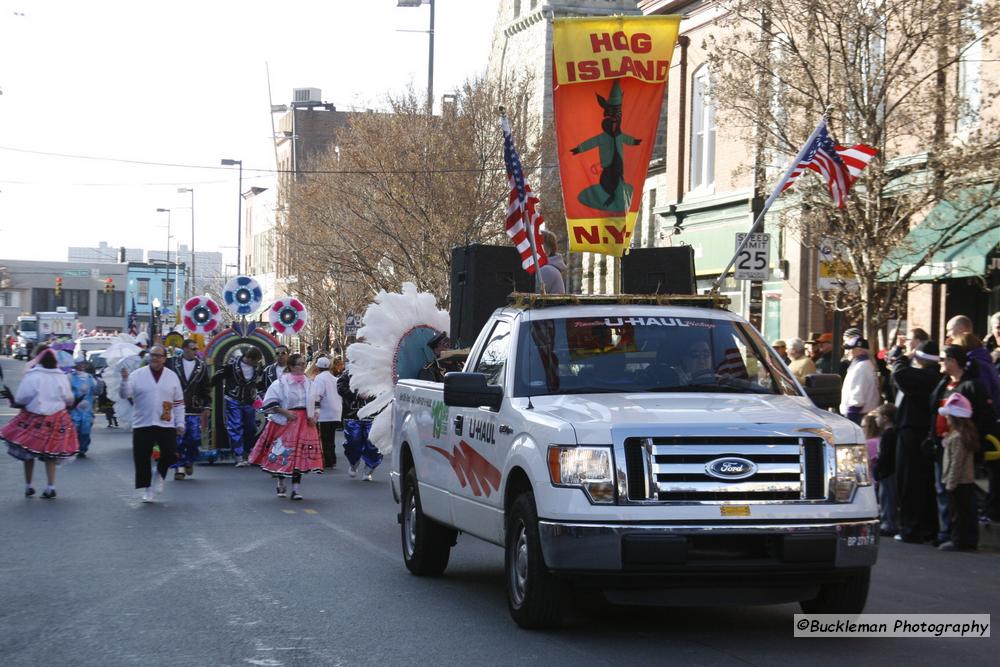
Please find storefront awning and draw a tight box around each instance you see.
[879,186,1000,282]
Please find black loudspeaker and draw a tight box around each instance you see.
[621,246,696,295]
[450,244,534,349]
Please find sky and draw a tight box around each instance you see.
[0,0,500,266]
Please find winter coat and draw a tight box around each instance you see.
[891,356,942,432]
[942,429,976,490]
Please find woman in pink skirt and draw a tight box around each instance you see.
[248,353,323,500]
[1,346,79,498]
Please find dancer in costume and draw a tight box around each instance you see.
[1,345,79,498]
[248,353,323,499]
[166,338,211,479]
[69,355,98,458]
[120,345,185,502]
[212,346,264,466]
[261,344,289,392]
[308,356,342,469]
[338,365,381,480]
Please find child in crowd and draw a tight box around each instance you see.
[873,404,898,536]
[937,393,979,551]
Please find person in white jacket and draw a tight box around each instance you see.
[840,336,881,424]
[119,345,185,502]
[1,346,79,498]
[308,356,343,469]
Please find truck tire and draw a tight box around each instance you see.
[505,491,565,629]
[401,467,454,576]
[799,568,871,614]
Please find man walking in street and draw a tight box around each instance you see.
[69,356,98,458]
[261,345,289,392]
[212,347,264,467]
[119,345,185,502]
[166,339,211,480]
[308,356,342,469]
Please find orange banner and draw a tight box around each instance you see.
[552,16,680,257]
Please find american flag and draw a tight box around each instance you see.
[127,297,138,336]
[781,122,877,208]
[501,115,547,273]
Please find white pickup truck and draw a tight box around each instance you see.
[390,295,878,628]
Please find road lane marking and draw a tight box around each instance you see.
[303,509,318,514]
[282,509,296,514]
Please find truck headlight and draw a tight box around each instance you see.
[547,446,615,504]
[834,445,871,502]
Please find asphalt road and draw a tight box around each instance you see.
[0,357,997,666]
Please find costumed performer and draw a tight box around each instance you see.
[1,345,79,498]
[69,355,98,458]
[248,353,323,500]
[338,364,381,481]
[165,338,211,480]
[211,346,264,466]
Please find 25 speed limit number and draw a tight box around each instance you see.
[734,233,771,281]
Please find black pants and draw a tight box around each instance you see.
[272,472,302,483]
[948,483,979,549]
[895,428,938,541]
[319,421,341,468]
[133,426,178,489]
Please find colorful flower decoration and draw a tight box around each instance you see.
[183,296,221,333]
[269,297,308,334]
[223,275,263,316]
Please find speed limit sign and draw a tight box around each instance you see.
[734,233,771,281]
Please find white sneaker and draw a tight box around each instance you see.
[235,460,249,468]
[362,466,374,481]
[154,475,165,496]
[141,488,154,503]
[348,463,358,478]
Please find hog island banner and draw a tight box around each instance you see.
[552,16,680,257]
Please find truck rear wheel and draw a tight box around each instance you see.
[401,467,454,576]
[800,568,871,614]
[506,491,565,629]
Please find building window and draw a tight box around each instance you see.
[97,291,125,318]
[0,291,12,307]
[689,66,716,191]
[137,279,150,305]
[163,280,174,303]
[958,7,983,133]
[32,288,90,316]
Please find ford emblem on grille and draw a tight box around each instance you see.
[705,457,758,480]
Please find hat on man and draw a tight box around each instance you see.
[315,357,331,369]
[427,331,450,350]
[938,392,973,419]
[843,327,862,339]
[913,340,940,363]
[771,339,787,349]
[843,335,869,349]
[816,333,833,344]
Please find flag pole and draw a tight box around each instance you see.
[500,106,544,294]
[711,115,829,294]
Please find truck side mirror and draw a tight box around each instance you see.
[444,372,503,412]
[803,373,842,411]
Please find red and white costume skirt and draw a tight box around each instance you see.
[248,409,323,477]
[2,409,80,462]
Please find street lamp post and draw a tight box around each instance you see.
[221,159,244,274]
[156,207,173,324]
[177,187,195,298]
[398,0,435,113]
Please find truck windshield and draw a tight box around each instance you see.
[513,315,799,397]
[18,321,37,332]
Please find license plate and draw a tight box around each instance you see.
[720,505,750,517]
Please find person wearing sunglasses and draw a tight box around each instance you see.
[165,339,211,480]
[119,345,185,502]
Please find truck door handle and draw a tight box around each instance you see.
[453,415,463,436]
[498,424,513,435]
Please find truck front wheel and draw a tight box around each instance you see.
[401,467,454,576]
[800,568,871,614]
[506,491,565,629]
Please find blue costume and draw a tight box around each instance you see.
[69,370,97,454]
[212,355,264,461]
[337,370,382,474]
[166,354,212,475]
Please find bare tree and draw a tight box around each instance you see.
[707,0,1000,338]
[281,72,543,312]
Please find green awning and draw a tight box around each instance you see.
[879,186,1000,282]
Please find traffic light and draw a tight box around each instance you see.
[54,276,63,297]
[104,277,114,294]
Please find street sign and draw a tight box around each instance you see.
[817,237,858,290]
[344,313,362,338]
[734,233,771,281]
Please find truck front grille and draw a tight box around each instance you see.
[622,436,827,502]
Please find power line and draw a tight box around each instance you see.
[0,145,557,176]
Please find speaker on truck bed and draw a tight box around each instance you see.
[450,244,534,349]
[621,246,696,295]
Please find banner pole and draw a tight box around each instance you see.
[711,116,829,294]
